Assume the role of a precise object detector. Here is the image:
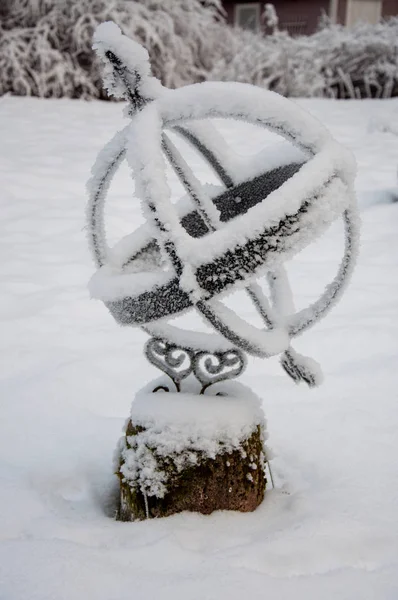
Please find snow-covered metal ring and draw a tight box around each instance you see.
[87,23,359,385]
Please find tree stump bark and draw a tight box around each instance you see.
[115,383,268,521]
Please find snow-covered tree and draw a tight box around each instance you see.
[263,2,279,34]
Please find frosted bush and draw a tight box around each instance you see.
[0,0,234,98]
[210,17,398,99]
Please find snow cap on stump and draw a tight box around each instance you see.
[116,381,269,520]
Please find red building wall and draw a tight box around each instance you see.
[274,0,330,34]
[222,0,235,24]
[382,0,398,17]
[223,0,330,35]
[223,0,398,34]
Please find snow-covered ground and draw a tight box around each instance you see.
[1,95,398,600]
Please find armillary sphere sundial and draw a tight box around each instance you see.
[87,23,359,395]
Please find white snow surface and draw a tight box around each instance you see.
[89,265,173,302]
[1,96,398,599]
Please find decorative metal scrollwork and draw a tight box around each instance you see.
[193,349,247,394]
[145,338,194,392]
[145,339,246,395]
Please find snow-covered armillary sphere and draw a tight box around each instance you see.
[88,23,359,395]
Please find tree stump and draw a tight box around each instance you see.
[116,382,268,521]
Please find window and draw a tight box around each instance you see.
[346,0,382,27]
[280,20,308,36]
[235,3,261,32]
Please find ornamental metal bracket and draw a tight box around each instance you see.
[145,338,246,395]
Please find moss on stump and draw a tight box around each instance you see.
[117,420,266,521]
